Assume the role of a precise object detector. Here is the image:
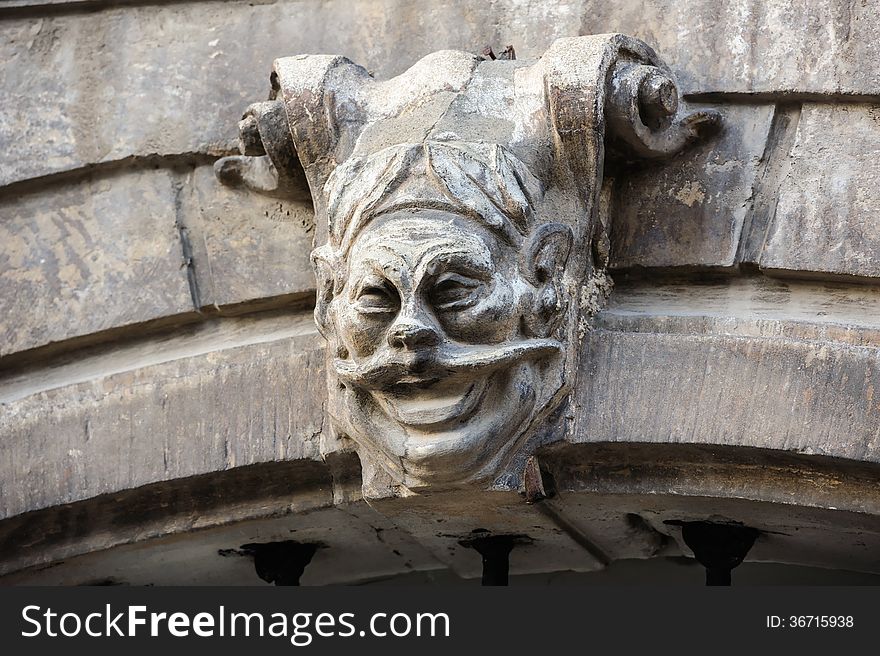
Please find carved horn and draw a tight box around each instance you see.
[213,100,311,200]
[606,61,721,160]
[540,35,720,175]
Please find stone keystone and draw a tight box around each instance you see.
[216,34,720,498]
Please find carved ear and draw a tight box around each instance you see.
[311,246,338,338]
[521,223,573,337]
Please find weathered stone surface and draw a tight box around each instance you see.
[5,0,880,187]
[578,329,880,461]
[5,277,880,579]
[0,169,193,358]
[11,274,875,520]
[12,275,878,522]
[541,443,880,520]
[0,165,319,359]
[611,104,774,269]
[604,276,880,343]
[760,104,880,280]
[0,312,325,519]
[0,0,571,184]
[371,490,607,579]
[0,497,444,584]
[181,166,316,309]
[576,278,880,464]
[583,0,880,97]
[3,0,880,589]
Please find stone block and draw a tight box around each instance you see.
[760,103,880,281]
[611,104,774,269]
[0,312,326,519]
[0,169,193,358]
[0,164,322,359]
[583,0,880,97]
[575,279,880,463]
[181,166,316,310]
[578,328,880,461]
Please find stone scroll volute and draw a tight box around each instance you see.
[216,34,721,498]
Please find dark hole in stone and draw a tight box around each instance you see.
[238,540,322,586]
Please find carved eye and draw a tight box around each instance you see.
[355,281,400,314]
[430,274,481,311]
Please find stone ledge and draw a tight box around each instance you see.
[576,328,880,464]
[603,277,880,346]
[0,314,326,520]
[4,279,880,523]
[6,443,880,581]
[0,459,338,577]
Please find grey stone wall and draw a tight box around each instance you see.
[2,0,880,583]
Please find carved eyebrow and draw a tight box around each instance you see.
[418,249,493,281]
[348,257,411,297]
[352,272,387,293]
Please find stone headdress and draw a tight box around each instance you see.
[217,34,718,271]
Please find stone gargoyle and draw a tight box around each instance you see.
[215,34,720,498]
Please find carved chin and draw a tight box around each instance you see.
[339,362,555,487]
[398,370,537,485]
[372,377,488,430]
[378,366,539,483]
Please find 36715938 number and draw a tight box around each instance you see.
[766,615,854,628]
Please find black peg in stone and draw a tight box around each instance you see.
[240,540,320,586]
[460,534,520,586]
[678,521,759,586]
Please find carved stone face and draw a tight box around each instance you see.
[219,37,720,496]
[323,208,570,488]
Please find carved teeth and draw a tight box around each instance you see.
[374,380,487,430]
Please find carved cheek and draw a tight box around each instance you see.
[439,279,519,344]
[334,302,391,359]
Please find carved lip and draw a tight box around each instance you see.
[374,377,488,430]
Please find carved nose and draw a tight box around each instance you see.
[387,318,440,350]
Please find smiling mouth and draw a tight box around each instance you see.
[373,376,488,430]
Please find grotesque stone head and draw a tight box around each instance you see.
[215,35,719,496]
[312,141,573,488]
